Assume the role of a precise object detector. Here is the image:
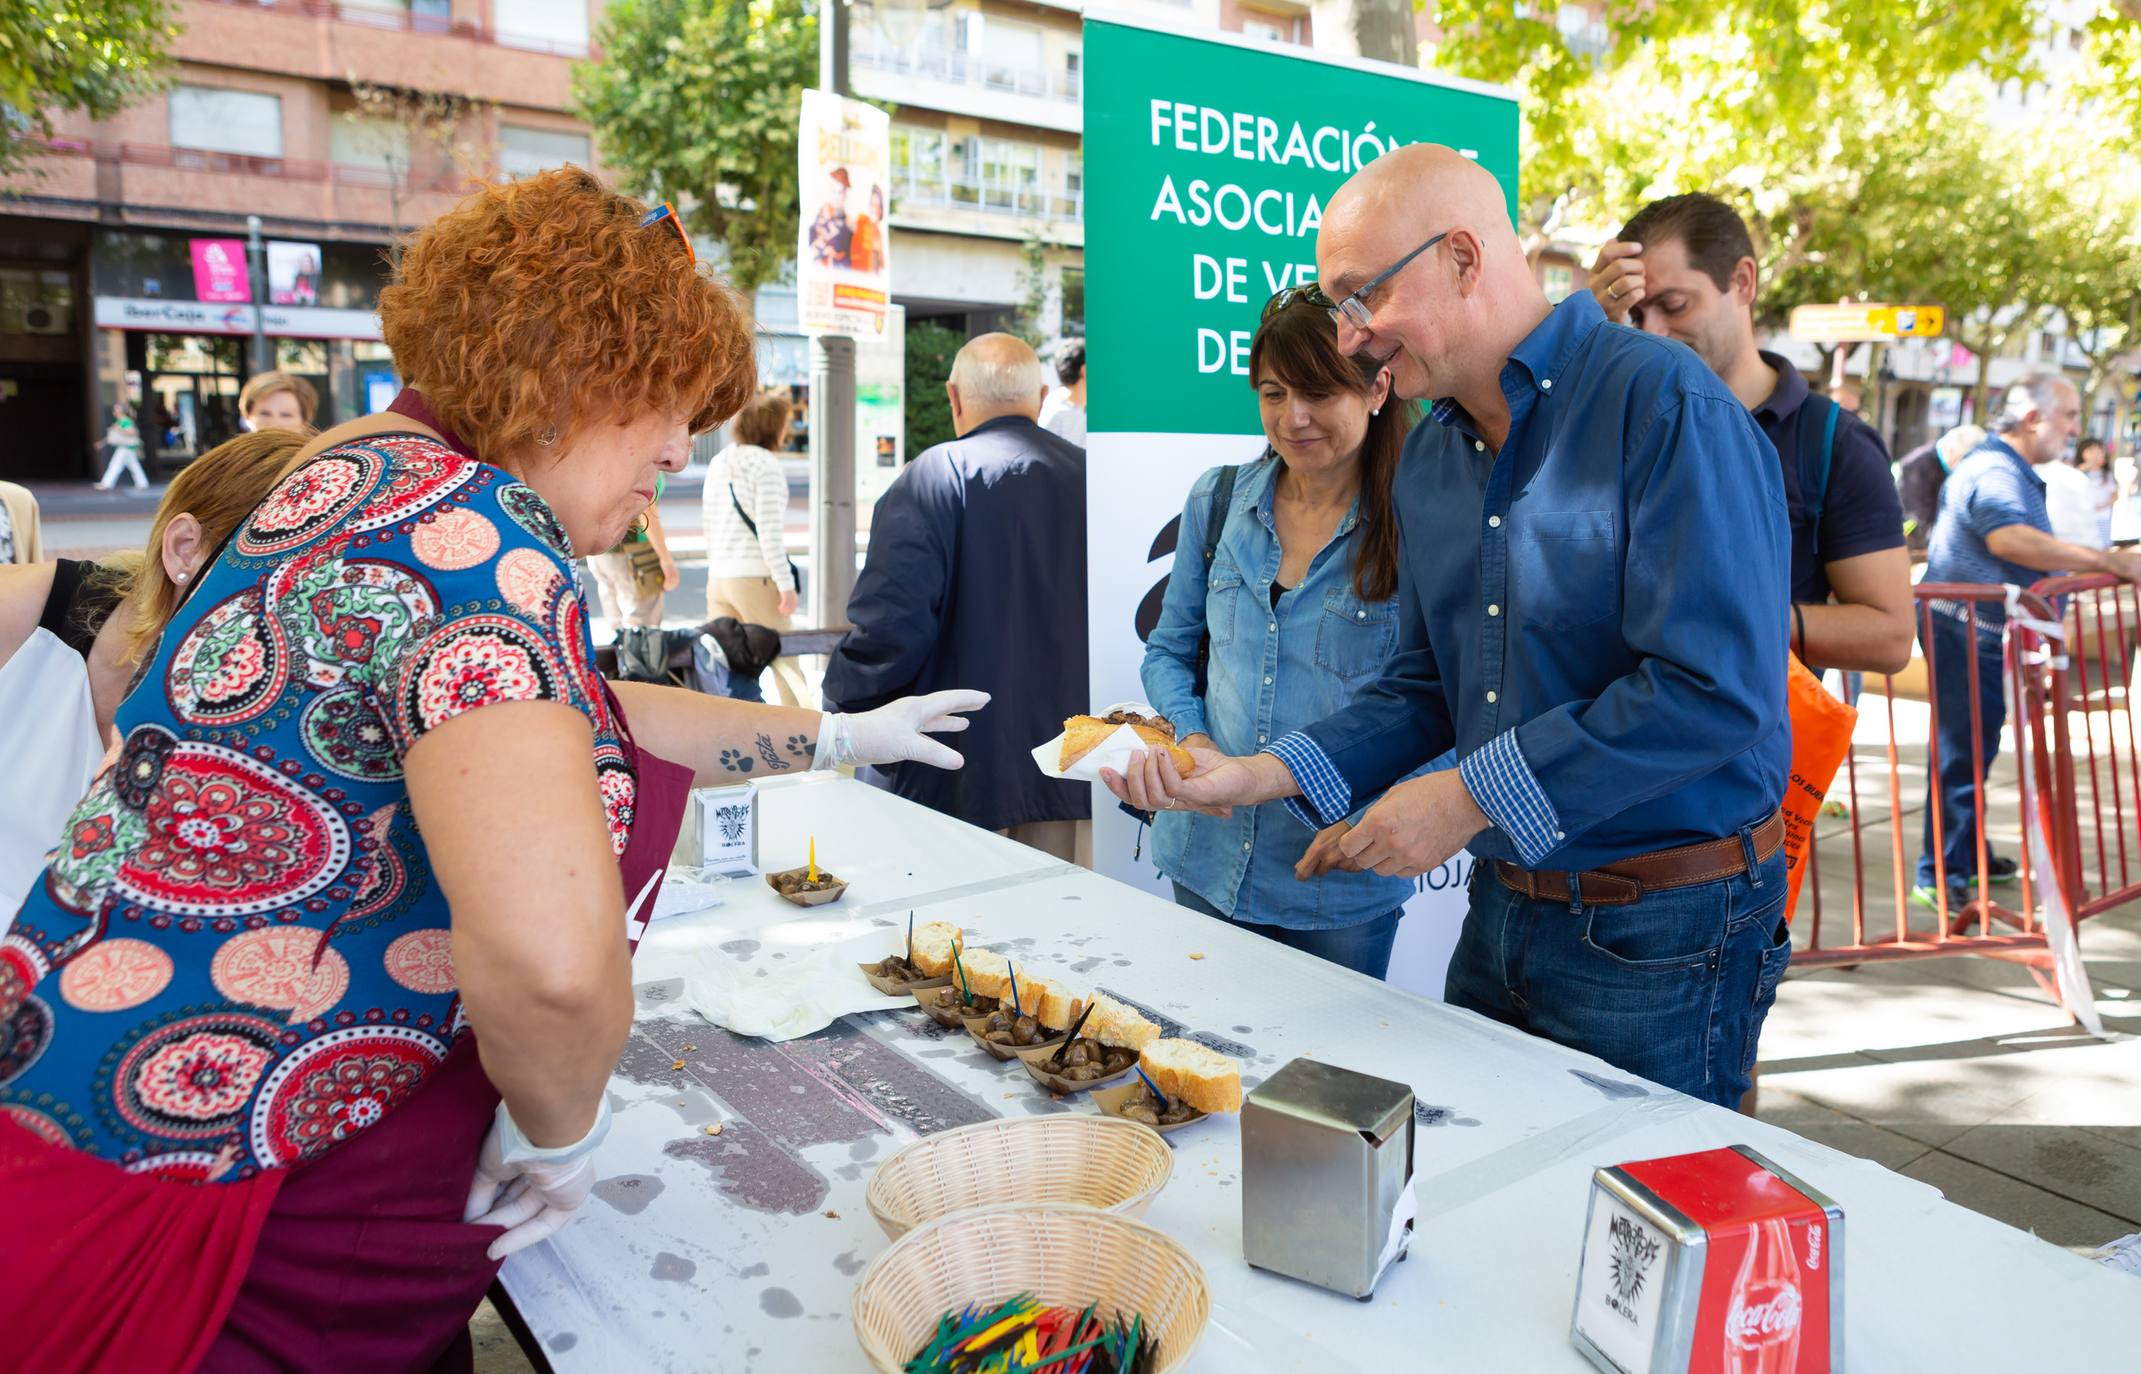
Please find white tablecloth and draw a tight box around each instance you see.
[500,776,2141,1372]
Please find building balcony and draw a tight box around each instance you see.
[850,38,1083,134]
[889,177,1083,246]
[4,137,477,238]
[171,0,586,110]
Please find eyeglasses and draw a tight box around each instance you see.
[639,201,696,265]
[1262,282,1336,320]
[1327,231,1448,329]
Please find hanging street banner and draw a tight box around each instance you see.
[1081,14,1518,999]
[797,88,894,337]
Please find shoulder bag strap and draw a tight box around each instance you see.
[1191,463,1241,700]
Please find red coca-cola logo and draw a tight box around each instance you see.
[1725,1281,1803,1349]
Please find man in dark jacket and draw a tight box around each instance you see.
[823,332,1090,858]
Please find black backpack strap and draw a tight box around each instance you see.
[1795,394,1840,564]
[1191,463,1241,700]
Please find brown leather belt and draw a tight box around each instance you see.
[1493,810,1785,908]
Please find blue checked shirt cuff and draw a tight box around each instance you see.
[1262,733,1352,830]
[1458,729,1566,867]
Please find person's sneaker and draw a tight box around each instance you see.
[1974,855,2021,886]
[1910,883,1969,910]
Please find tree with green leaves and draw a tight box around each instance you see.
[904,320,962,454]
[1,0,177,178]
[573,0,817,295]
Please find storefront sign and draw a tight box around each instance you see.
[267,240,324,306]
[1081,16,1518,999]
[94,296,384,340]
[796,88,893,337]
[1789,302,1946,342]
[189,238,251,302]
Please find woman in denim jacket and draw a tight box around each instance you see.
[1137,292,1414,976]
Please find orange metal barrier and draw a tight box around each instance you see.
[1794,584,2058,990]
[2024,573,2141,928]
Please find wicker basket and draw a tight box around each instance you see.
[864,1116,1174,1241]
[851,1203,1210,1374]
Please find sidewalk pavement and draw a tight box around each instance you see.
[1760,687,2141,1255]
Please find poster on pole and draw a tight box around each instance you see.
[796,88,893,337]
[1080,14,1518,999]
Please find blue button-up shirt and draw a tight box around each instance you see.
[1141,455,1418,927]
[1923,436,2053,633]
[1263,292,1790,870]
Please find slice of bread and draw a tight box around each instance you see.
[1003,971,1055,1021]
[1138,1039,1242,1115]
[1082,994,1160,1052]
[1035,980,1087,1031]
[957,948,1015,1000]
[1058,716,1196,776]
[909,922,963,977]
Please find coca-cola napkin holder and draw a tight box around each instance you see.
[1572,1144,1844,1374]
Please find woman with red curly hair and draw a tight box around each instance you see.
[0,169,985,1373]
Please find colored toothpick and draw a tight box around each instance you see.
[954,949,972,1006]
[1134,1066,1171,1116]
[906,910,916,964]
[1008,964,1023,1016]
[807,837,818,884]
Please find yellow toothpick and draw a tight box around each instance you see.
[807,837,817,885]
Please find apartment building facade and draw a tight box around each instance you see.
[0,0,603,480]
[850,0,1314,340]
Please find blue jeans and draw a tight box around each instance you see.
[1171,882,1401,980]
[1917,612,2005,890]
[1443,842,1790,1108]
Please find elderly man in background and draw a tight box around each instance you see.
[824,333,1091,861]
[1106,145,1792,1108]
[1915,374,2141,908]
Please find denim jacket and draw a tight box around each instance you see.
[1141,456,1415,928]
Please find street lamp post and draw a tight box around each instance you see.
[809,0,859,631]
[245,215,271,376]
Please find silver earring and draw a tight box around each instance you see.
[1371,408,1382,416]
[538,427,558,447]
[175,571,189,583]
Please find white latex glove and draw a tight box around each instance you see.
[816,690,990,771]
[463,1097,611,1261]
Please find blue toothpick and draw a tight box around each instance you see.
[1008,964,1023,1015]
[1135,1065,1171,1114]
[906,910,915,964]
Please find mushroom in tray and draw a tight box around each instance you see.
[1120,1040,1243,1125]
[1043,993,1158,1082]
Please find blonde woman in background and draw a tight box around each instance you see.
[0,427,311,925]
[704,388,808,704]
[239,369,319,431]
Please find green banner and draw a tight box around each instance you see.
[1083,20,1520,436]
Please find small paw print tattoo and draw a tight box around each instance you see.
[719,749,754,773]
[785,733,814,758]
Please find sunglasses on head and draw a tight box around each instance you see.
[639,201,697,265]
[1261,282,1336,320]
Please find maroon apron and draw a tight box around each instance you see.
[203,684,695,1373]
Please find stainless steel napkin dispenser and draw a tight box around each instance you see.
[1242,1057,1416,1300]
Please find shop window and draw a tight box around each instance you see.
[170,85,283,159]
[1241,18,1282,41]
[499,125,591,178]
[1059,268,1084,334]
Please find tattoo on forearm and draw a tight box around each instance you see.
[756,733,792,771]
[785,733,814,759]
[719,748,753,773]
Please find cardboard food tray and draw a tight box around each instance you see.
[961,1010,1068,1062]
[860,964,951,997]
[767,869,848,907]
[1091,1082,1209,1135]
[1017,1040,1140,1095]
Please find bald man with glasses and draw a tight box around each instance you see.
[1103,145,1793,1108]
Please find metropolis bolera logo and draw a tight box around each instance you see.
[1606,1213,1661,1323]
